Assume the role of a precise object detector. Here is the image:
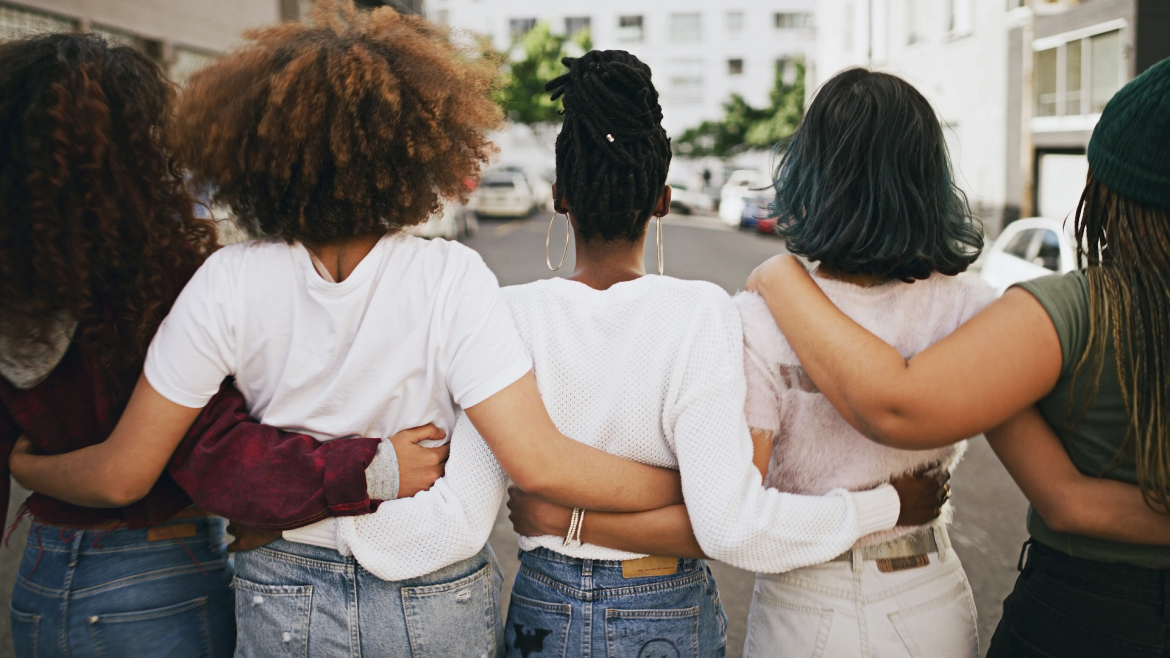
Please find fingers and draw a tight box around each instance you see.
[404,423,447,444]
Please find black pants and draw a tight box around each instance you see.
[988,540,1170,657]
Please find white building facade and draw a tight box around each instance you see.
[432,0,816,138]
[813,0,1010,234]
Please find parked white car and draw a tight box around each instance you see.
[470,172,535,218]
[409,201,476,240]
[719,169,772,226]
[668,181,715,214]
[979,217,1077,294]
[490,165,554,211]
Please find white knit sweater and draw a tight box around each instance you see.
[337,275,902,580]
[736,272,996,547]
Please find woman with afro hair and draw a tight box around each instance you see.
[9,4,687,656]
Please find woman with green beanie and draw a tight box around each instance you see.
[742,56,1170,657]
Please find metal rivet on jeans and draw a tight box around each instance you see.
[252,595,264,605]
[456,589,471,603]
[282,632,292,643]
[88,616,98,624]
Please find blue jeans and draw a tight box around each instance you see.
[232,539,504,657]
[10,517,235,658]
[505,548,728,658]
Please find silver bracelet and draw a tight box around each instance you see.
[562,508,585,548]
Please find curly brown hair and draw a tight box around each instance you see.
[172,1,503,245]
[0,33,217,370]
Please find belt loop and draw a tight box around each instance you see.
[934,524,951,562]
[851,549,863,574]
[1017,539,1034,573]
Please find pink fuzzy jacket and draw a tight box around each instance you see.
[735,272,996,546]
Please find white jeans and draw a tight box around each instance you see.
[743,530,978,658]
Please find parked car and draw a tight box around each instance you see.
[740,192,775,230]
[719,169,772,226]
[668,181,715,214]
[470,172,535,218]
[490,165,553,211]
[979,217,1077,294]
[409,201,476,240]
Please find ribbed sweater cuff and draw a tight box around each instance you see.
[851,484,902,536]
[364,440,400,502]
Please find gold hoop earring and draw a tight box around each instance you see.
[656,214,664,276]
[546,212,570,271]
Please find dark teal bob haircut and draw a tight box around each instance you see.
[771,68,983,282]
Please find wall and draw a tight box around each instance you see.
[814,0,1009,234]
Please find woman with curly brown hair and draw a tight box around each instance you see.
[0,33,235,657]
[9,5,685,657]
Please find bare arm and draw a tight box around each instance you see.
[464,372,682,512]
[987,407,1170,544]
[507,486,706,558]
[745,255,1062,449]
[751,429,772,478]
[10,374,198,508]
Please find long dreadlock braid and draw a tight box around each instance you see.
[546,50,672,242]
[1071,173,1170,512]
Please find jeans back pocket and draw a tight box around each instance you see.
[604,607,700,658]
[10,605,40,658]
[233,578,312,658]
[888,579,978,658]
[505,593,572,658]
[86,597,214,658]
[402,561,503,658]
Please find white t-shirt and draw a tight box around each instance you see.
[336,275,900,581]
[144,234,532,551]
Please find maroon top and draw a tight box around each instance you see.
[0,342,192,530]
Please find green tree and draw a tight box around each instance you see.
[492,22,592,126]
[674,60,806,158]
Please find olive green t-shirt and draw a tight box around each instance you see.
[1017,272,1170,568]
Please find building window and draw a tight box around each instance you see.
[565,16,590,36]
[0,4,76,42]
[670,13,701,43]
[776,58,797,84]
[947,0,972,37]
[728,58,743,75]
[509,18,536,40]
[1034,27,1124,119]
[726,11,743,32]
[670,75,703,104]
[617,15,643,43]
[774,13,810,29]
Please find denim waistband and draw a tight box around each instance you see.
[1028,539,1168,602]
[247,538,496,586]
[523,546,705,573]
[28,516,223,552]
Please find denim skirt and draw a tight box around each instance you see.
[505,547,728,658]
[233,539,504,658]
[9,516,235,658]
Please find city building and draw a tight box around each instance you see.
[813,0,1011,234]
[1007,0,1170,221]
[432,0,816,138]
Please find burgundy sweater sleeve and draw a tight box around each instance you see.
[167,379,383,531]
[0,404,17,531]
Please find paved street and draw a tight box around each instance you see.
[0,210,1029,657]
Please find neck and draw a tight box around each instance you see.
[568,224,648,291]
[814,266,889,287]
[304,233,384,283]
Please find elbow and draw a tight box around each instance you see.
[508,467,557,502]
[97,480,153,509]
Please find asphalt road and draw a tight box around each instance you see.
[0,209,1029,657]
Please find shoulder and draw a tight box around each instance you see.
[923,272,998,322]
[733,291,789,356]
[1013,271,1089,370]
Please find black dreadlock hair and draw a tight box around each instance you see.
[546,50,672,243]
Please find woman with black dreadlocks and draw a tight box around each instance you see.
[745,58,1170,657]
[433,50,950,657]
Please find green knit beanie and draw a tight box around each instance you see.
[1087,56,1170,211]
